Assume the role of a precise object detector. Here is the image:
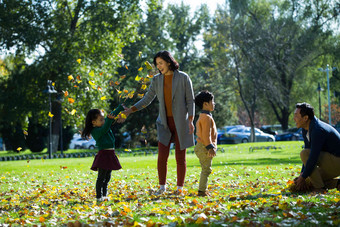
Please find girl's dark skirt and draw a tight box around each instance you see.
[91,149,122,171]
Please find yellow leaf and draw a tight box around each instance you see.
[68,75,74,81]
[64,91,69,97]
[17,147,22,151]
[141,84,147,90]
[52,82,55,87]
[144,77,150,83]
[138,94,144,98]
[89,70,95,77]
[68,98,75,104]
[128,93,134,99]
[48,112,54,118]
[89,80,95,86]
[118,90,122,94]
[138,67,143,71]
[138,51,142,57]
[23,130,28,136]
[125,65,128,70]
[70,109,76,115]
[39,217,45,222]
[145,61,153,70]
[135,75,141,81]
[77,59,81,64]
[100,96,106,100]
[121,113,127,119]
[77,80,82,84]
[64,108,69,114]
[124,206,131,213]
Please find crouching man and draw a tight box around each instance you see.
[293,102,340,192]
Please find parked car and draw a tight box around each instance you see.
[260,125,282,136]
[69,134,87,149]
[82,138,96,149]
[275,128,303,141]
[217,125,245,144]
[219,127,275,144]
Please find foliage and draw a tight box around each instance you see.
[1,142,340,226]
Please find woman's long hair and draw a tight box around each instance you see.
[81,109,102,140]
[153,50,179,72]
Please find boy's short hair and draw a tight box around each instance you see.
[296,102,315,120]
[195,90,214,109]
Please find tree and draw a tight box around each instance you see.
[0,0,141,151]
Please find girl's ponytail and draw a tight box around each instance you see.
[82,109,102,140]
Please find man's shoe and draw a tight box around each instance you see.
[311,187,327,194]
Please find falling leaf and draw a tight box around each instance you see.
[123,89,129,93]
[147,75,154,78]
[138,94,144,98]
[52,82,55,87]
[64,91,69,97]
[141,84,147,90]
[138,67,143,71]
[68,75,74,81]
[77,80,82,84]
[23,130,28,136]
[115,81,120,86]
[76,75,81,80]
[139,51,142,57]
[101,96,106,100]
[120,75,126,79]
[125,65,128,70]
[17,147,22,151]
[89,81,95,86]
[68,98,75,104]
[74,85,78,88]
[64,108,69,114]
[89,70,95,77]
[99,72,103,76]
[98,86,102,91]
[135,75,141,81]
[77,59,81,64]
[70,109,76,115]
[48,112,54,118]
[145,61,153,70]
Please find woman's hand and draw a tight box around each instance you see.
[117,107,133,123]
[188,117,194,134]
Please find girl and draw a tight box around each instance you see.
[82,109,122,202]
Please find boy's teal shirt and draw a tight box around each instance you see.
[91,117,115,150]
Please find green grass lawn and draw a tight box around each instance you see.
[1,141,339,226]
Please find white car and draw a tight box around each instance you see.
[82,138,96,149]
[69,134,87,149]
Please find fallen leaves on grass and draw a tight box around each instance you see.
[0,164,339,226]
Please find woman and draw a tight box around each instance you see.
[119,50,195,194]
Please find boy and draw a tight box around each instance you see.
[194,90,217,197]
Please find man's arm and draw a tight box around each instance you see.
[301,129,326,178]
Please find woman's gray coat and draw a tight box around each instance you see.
[133,70,195,150]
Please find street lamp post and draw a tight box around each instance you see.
[43,80,57,159]
[318,65,337,125]
[317,83,322,119]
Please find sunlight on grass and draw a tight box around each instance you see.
[1,141,339,226]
